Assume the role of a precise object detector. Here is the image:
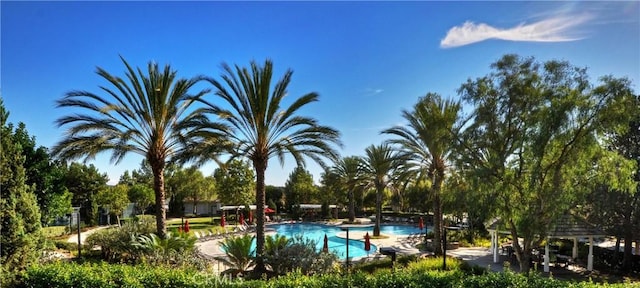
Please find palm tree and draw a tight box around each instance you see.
[360,144,404,236]
[382,93,461,255]
[332,156,363,222]
[201,59,341,272]
[51,57,213,238]
[215,234,255,278]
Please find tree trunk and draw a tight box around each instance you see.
[374,183,382,236]
[348,189,355,222]
[151,161,167,239]
[613,237,621,267]
[616,211,634,271]
[509,221,532,273]
[193,198,198,215]
[432,169,444,256]
[433,193,442,255]
[253,159,267,273]
[623,222,633,271]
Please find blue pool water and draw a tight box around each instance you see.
[270,223,374,259]
[270,223,427,259]
[221,223,427,260]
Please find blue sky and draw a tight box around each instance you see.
[2,1,639,186]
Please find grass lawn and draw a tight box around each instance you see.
[42,226,67,238]
[166,216,228,235]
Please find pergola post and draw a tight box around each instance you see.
[572,238,578,259]
[489,231,494,253]
[587,237,593,271]
[544,238,550,272]
[492,231,499,263]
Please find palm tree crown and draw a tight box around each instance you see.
[52,57,210,238]
[383,92,461,254]
[201,59,342,273]
[332,156,364,222]
[360,143,405,236]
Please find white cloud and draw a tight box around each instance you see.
[440,14,592,48]
[363,88,384,97]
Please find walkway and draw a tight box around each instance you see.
[66,225,110,244]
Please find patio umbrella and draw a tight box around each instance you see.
[239,213,245,225]
[220,214,225,227]
[419,217,424,230]
[184,220,190,233]
[323,234,329,253]
[265,207,276,213]
[364,232,371,253]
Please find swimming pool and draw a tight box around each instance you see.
[350,224,427,236]
[268,223,375,259]
[220,223,427,260]
[268,223,428,259]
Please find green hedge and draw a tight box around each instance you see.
[18,261,640,288]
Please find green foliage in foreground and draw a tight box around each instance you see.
[18,261,640,288]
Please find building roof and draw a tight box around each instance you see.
[487,213,606,238]
[548,213,605,238]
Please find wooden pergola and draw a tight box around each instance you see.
[487,213,605,272]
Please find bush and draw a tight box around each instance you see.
[263,234,338,276]
[130,232,207,270]
[18,262,225,288]
[17,260,640,288]
[215,234,255,278]
[84,217,156,262]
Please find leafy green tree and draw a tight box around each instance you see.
[384,93,462,255]
[0,99,45,283]
[284,167,319,211]
[51,57,212,238]
[214,159,255,205]
[360,144,405,236]
[331,156,363,222]
[96,184,130,225]
[403,179,431,213]
[63,163,109,226]
[199,60,341,272]
[584,95,640,271]
[128,184,154,215]
[457,54,637,272]
[11,123,72,225]
[265,185,284,213]
[168,166,215,215]
[318,167,344,218]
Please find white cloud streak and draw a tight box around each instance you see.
[440,14,592,48]
[363,88,384,97]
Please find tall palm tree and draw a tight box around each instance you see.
[201,59,341,272]
[360,144,404,236]
[51,57,213,238]
[382,93,461,255]
[332,156,363,222]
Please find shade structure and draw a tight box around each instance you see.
[220,214,225,227]
[364,232,371,252]
[418,217,424,230]
[265,207,276,214]
[239,213,245,225]
[323,234,329,253]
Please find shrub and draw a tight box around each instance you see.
[18,262,225,288]
[262,234,338,276]
[215,234,255,278]
[16,260,640,288]
[130,232,207,270]
[84,217,157,262]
